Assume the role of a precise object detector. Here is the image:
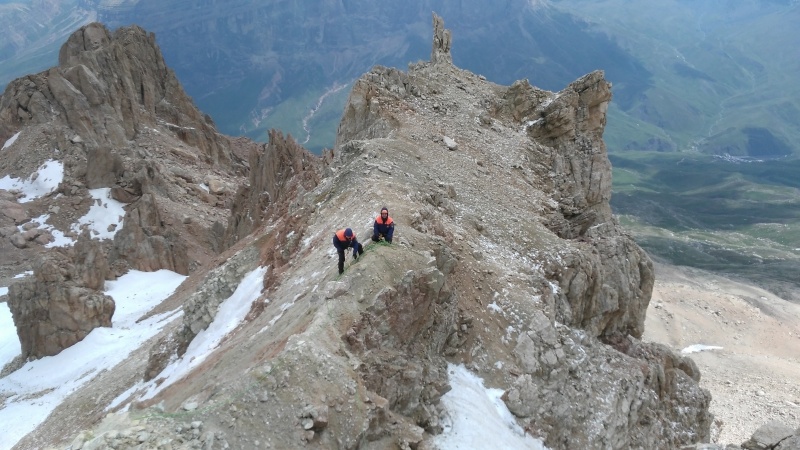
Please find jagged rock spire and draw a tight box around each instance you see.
[430,13,452,65]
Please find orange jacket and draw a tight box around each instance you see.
[375,215,394,226]
[335,229,354,242]
[373,215,394,240]
[334,229,358,251]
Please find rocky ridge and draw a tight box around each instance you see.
[0,14,721,450]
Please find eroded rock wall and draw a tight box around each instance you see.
[0,22,258,358]
[225,129,322,247]
[7,236,114,359]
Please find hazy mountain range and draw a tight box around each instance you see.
[2,0,797,156]
[2,0,799,295]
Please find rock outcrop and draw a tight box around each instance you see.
[7,235,114,359]
[740,421,800,450]
[0,23,234,167]
[224,129,322,247]
[108,192,190,275]
[430,13,453,65]
[683,420,800,450]
[2,14,715,450]
[0,22,252,357]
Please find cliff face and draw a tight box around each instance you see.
[0,22,256,360]
[1,16,711,450]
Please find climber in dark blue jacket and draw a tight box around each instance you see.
[333,228,363,274]
[372,207,395,243]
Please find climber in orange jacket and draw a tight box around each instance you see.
[371,207,394,243]
[333,228,363,274]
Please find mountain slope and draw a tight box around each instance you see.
[1,18,713,450]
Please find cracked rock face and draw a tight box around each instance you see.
[8,242,115,359]
[0,21,254,358]
[2,13,715,450]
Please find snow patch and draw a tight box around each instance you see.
[0,302,20,369]
[2,131,21,150]
[432,364,548,449]
[138,266,268,401]
[0,159,63,203]
[488,301,503,313]
[0,269,186,450]
[681,344,723,354]
[70,188,126,240]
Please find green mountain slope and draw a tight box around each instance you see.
[546,0,800,296]
[611,152,800,299]
[551,0,800,157]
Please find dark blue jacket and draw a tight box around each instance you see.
[333,230,359,256]
[373,215,394,241]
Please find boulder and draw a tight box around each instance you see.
[7,249,114,358]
